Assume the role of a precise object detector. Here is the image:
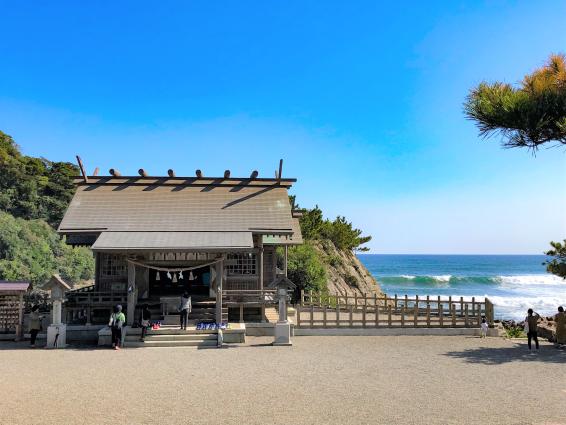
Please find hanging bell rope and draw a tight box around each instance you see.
[126,258,221,273]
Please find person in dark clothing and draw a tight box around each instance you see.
[108,305,125,350]
[140,304,151,341]
[525,308,540,350]
[179,291,192,330]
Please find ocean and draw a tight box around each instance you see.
[357,254,566,321]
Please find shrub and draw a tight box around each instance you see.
[0,212,94,287]
[284,244,327,293]
[344,273,358,288]
[505,326,525,338]
[328,255,343,268]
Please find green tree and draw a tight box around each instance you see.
[544,240,566,279]
[464,54,566,150]
[0,212,94,287]
[0,131,77,227]
[284,244,327,293]
[464,55,566,280]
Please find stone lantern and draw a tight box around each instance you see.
[44,274,71,348]
[268,275,296,346]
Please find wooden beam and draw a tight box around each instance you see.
[250,170,258,179]
[138,168,148,177]
[195,169,203,178]
[109,168,121,177]
[76,155,88,183]
[92,167,99,176]
[278,159,283,183]
[223,170,231,179]
[168,169,176,178]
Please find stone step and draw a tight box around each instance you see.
[162,314,228,325]
[125,339,218,348]
[127,327,218,336]
[126,334,217,342]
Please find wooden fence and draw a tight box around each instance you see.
[65,289,128,325]
[296,291,494,329]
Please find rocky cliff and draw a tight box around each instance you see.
[311,240,383,296]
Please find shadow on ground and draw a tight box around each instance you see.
[444,343,566,365]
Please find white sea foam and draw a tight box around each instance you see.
[432,275,452,282]
[400,275,416,279]
[496,274,565,287]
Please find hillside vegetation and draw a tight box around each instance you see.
[281,197,381,296]
[0,131,77,227]
[0,131,94,287]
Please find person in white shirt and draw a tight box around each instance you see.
[480,316,488,338]
[179,291,192,330]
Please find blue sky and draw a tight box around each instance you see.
[1,1,565,254]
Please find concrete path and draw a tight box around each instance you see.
[0,336,565,425]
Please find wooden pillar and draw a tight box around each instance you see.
[126,261,136,326]
[258,242,265,322]
[16,293,24,341]
[215,258,224,324]
[94,252,101,290]
[284,246,288,277]
[239,304,244,323]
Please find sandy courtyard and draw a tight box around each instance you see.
[0,335,565,425]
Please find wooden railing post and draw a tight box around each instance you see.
[310,304,314,328]
[354,293,358,310]
[485,297,494,325]
[472,297,476,321]
[451,304,456,327]
[323,305,327,328]
[387,305,392,327]
[296,304,301,327]
[439,304,444,327]
[300,289,305,307]
[336,302,340,327]
[404,294,408,309]
[413,304,418,327]
[362,303,367,328]
[349,305,353,327]
[460,297,464,317]
[375,301,379,327]
[464,304,469,327]
[401,306,405,327]
[426,305,431,327]
[394,294,398,311]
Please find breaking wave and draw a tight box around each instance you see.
[380,274,565,287]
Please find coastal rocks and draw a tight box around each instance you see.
[499,317,558,342]
[311,240,383,297]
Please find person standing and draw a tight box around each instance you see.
[28,305,42,348]
[480,316,488,338]
[140,304,151,342]
[179,292,192,330]
[109,305,126,350]
[555,306,566,347]
[525,308,540,350]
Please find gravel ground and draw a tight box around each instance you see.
[1,336,565,425]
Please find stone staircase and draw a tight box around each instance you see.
[264,307,279,323]
[124,326,218,348]
[137,297,228,326]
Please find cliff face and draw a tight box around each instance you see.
[311,240,383,296]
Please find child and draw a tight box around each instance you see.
[480,315,488,338]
